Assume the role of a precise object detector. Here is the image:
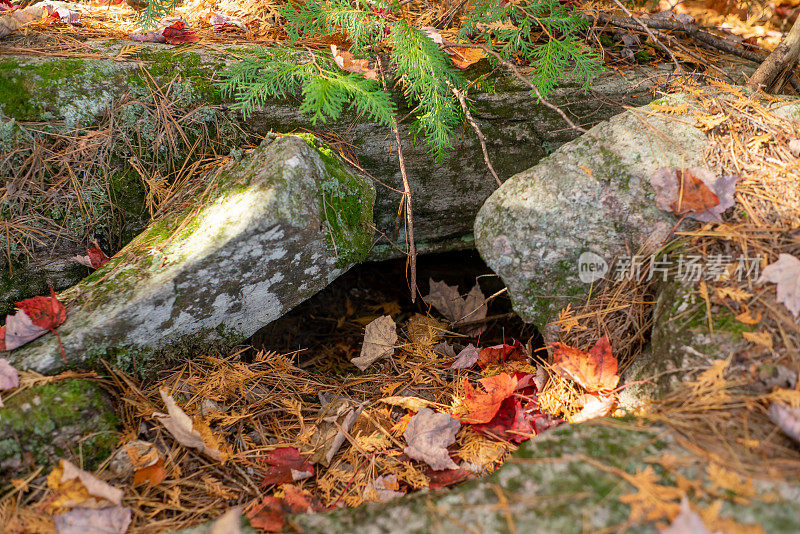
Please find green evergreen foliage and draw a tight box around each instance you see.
[138,0,181,30]
[216,0,603,160]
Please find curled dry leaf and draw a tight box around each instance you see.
[426,467,475,489]
[330,44,377,80]
[379,395,436,412]
[161,20,198,44]
[552,335,619,393]
[768,403,800,444]
[73,240,110,269]
[449,343,479,370]
[310,398,362,466]
[758,254,800,319]
[351,315,397,370]
[460,373,517,424]
[209,12,245,30]
[568,394,615,423]
[403,407,460,470]
[363,474,404,502]
[260,447,314,487]
[0,357,19,390]
[49,6,79,23]
[53,506,132,534]
[650,167,738,222]
[47,459,123,509]
[154,389,224,461]
[247,485,324,532]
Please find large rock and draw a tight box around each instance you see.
[0,39,672,306]
[292,421,799,533]
[475,94,709,327]
[0,379,119,478]
[5,135,375,375]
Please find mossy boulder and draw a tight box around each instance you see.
[5,135,375,376]
[0,379,119,478]
[0,39,675,310]
[474,93,711,328]
[619,275,749,408]
[292,420,798,533]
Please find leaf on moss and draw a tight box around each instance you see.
[73,240,110,269]
[650,167,738,222]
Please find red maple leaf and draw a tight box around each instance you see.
[246,485,324,532]
[471,397,560,443]
[551,335,619,393]
[460,373,517,424]
[162,21,199,44]
[0,288,67,360]
[260,447,314,487]
[477,340,527,368]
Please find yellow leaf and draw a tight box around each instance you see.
[47,459,123,510]
[742,331,773,350]
[447,47,486,69]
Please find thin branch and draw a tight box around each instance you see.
[449,83,502,187]
[377,57,418,302]
[610,0,683,74]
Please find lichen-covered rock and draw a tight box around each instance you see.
[474,94,709,327]
[0,379,118,478]
[619,275,749,409]
[5,135,375,376]
[0,39,673,302]
[292,421,798,533]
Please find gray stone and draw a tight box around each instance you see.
[474,94,710,327]
[0,41,674,308]
[0,379,119,478]
[4,135,374,375]
[619,276,749,409]
[292,421,799,533]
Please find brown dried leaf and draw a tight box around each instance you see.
[0,357,19,390]
[351,315,397,370]
[330,44,377,80]
[423,279,487,330]
[650,167,738,222]
[450,343,479,370]
[53,506,132,534]
[403,407,460,470]
[759,254,800,319]
[154,389,224,461]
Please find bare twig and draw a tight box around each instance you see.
[377,57,418,302]
[449,83,502,187]
[610,0,683,74]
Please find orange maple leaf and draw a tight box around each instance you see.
[460,372,517,424]
[670,169,719,215]
[551,335,619,393]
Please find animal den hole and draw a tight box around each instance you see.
[248,249,545,371]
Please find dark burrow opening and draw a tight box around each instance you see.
[247,249,546,369]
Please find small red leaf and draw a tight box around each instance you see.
[477,340,527,368]
[162,21,199,44]
[460,373,517,424]
[17,288,66,332]
[260,447,314,487]
[426,467,475,489]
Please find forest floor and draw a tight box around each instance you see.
[2,0,800,533]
